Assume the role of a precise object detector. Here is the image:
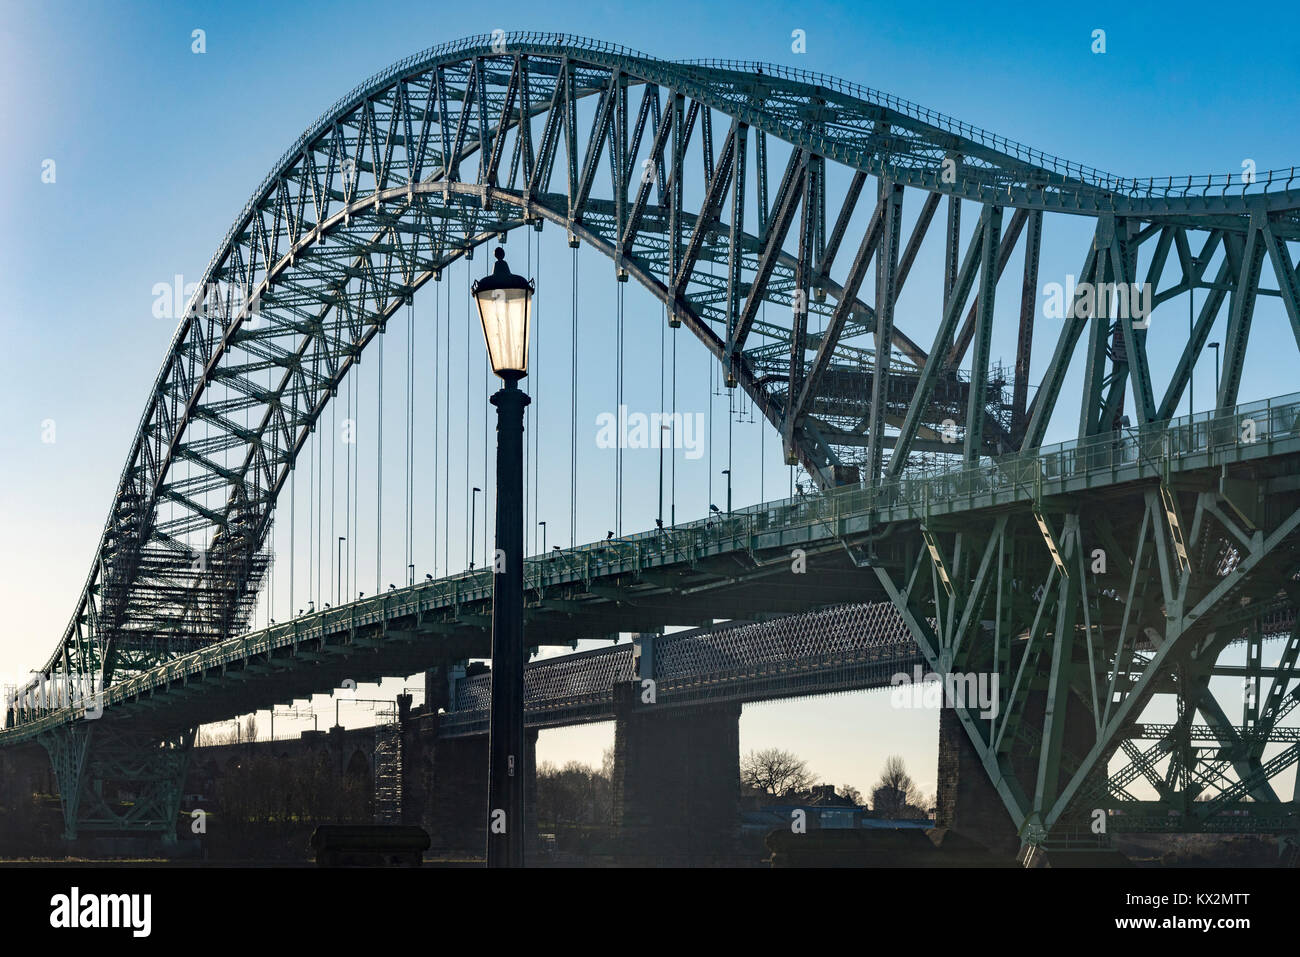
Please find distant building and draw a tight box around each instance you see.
[742,783,875,831]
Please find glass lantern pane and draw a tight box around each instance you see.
[478,287,530,376]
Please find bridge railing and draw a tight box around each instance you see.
[523,390,1300,561]
[643,390,1300,548]
[867,392,1300,518]
[206,34,1298,303]
[8,391,1300,736]
[673,58,1300,202]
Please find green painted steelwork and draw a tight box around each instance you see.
[8,34,1300,846]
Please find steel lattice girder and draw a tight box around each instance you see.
[38,724,195,840]
[9,32,1300,843]
[28,33,1300,703]
[439,602,926,734]
[875,457,1300,841]
[9,398,1300,747]
[13,407,1300,840]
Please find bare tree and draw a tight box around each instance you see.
[535,759,614,827]
[740,748,816,796]
[206,725,240,746]
[243,714,258,743]
[840,783,864,806]
[878,755,914,795]
[872,755,919,818]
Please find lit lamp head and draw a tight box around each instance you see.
[472,247,534,381]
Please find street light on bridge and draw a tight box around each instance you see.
[336,536,346,606]
[470,488,482,569]
[1209,341,1221,404]
[472,246,534,869]
[1189,256,1199,415]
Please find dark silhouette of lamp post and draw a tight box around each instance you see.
[472,246,534,869]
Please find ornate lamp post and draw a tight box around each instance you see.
[472,247,534,868]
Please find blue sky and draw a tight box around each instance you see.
[2,0,1298,801]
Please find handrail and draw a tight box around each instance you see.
[9,389,1299,738]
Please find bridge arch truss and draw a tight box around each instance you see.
[11,32,1300,848]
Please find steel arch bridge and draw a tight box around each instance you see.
[8,32,1300,851]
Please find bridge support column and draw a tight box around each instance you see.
[935,707,1020,859]
[400,722,533,863]
[0,745,53,854]
[422,661,465,713]
[611,683,741,865]
[524,727,538,853]
[403,715,535,863]
[937,690,1105,860]
[419,720,488,858]
[38,725,93,842]
[38,724,195,851]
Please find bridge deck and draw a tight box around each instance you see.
[438,603,923,736]
[5,392,1299,745]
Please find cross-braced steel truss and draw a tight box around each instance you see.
[876,445,1300,842]
[9,32,1300,846]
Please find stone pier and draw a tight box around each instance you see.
[610,681,741,864]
